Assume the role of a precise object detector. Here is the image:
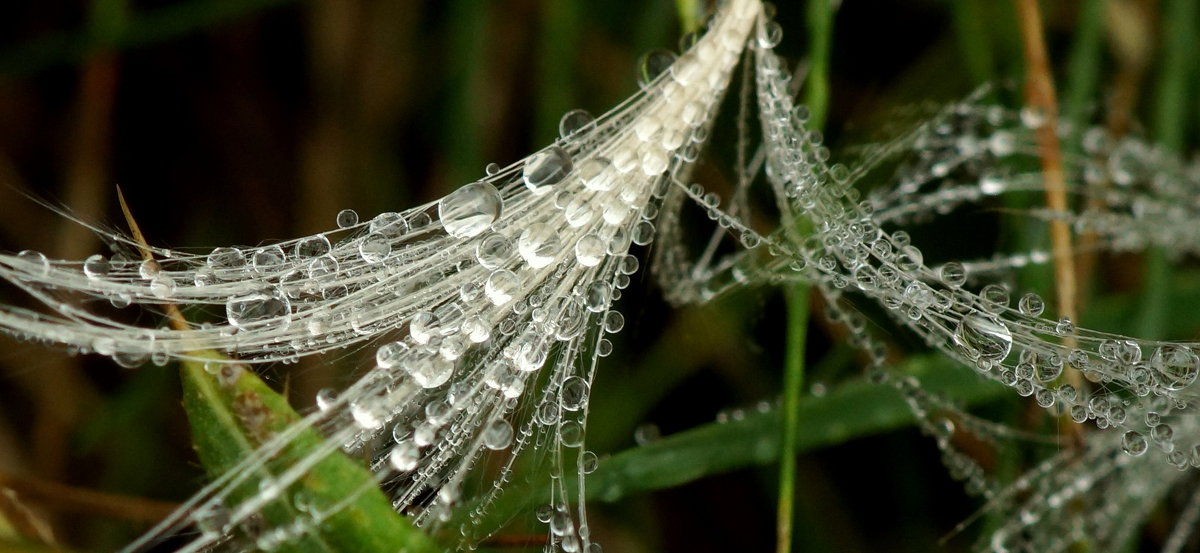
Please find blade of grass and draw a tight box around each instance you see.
[1137,0,1197,340]
[947,0,995,84]
[473,354,1009,533]
[0,0,299,74]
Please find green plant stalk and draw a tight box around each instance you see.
[779,2,832,552]
[1137,0,1196,340]
[674,0,702,34]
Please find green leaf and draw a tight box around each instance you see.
[474,354,1007,532]
[179,351,438,553]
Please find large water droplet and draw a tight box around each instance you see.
[953,313,1012,362]
[485,270,520,305]
[574,235,605,267]
[559,109,595,138]
[389,440,420,472]
[226,288,291,329]
[476,233,513,269]
[438,181,502,238]
[1153,344,1199,390]
[83,254,110,279]
[518,223,561,269]
[483,419,514,450]
[1122,431,1148,456]
[523,147,573,194]
[407,357,453,388]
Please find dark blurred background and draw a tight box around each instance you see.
[0,1,1184,552]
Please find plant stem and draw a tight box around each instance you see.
[778,2,831,552]
[1013,0,1087,430]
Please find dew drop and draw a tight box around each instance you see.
[578,157,612,191]
[293,236,331,258]
[406,357,453,388]
[226,288,291,329]
[83,254,110,279]
[476,233,513,269]
[523,147,573,194]
[518,223,561,269]
[637,49,677,87]
[389,440,420,472]
[483,419,514,450]
[561,376,589,411]
[574,235,606,267]
[939,262,967,288]
[953,313,1013,363]
[583,281,611,312]
[1122,431,1148,456]
[375,341,409,369]
[1018,292,1045,317]
[358,232,392,263]
[438,181,502,238]
[251,246,286,273]
[336,209,359,229]
[485,270,520,305]
[559,109,595,138]
[1152,344,1199,390]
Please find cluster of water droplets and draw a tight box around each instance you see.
[6,0,1200,550]
[0,1,764,552]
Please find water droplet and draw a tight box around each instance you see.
[518,223,561,269]
[560,420,584,447]
[637,49,677,87]
[336,209,359,229]
[227,288,291,329]
[1152,345,1199,390]
[483,419,514,450]
[485,270,519,305]
[358,232,391,262]
[389,440,420,471]
[439,181,502,238]
[561,376,589,411]
[953,313,1013,363]
[574,235,605,267]
[1054,317,1074,336]
[476,233,513,269]
[17,250,49,276]
[1122,431,1148,456]
[376,341,409,369]
[757,20,783,48]
[369,212,408,237]
[1018,293,1044,317]
[559,109,595,138]
[294,235,331,258]
[939,262,967,288]
[251,246,286,273]
[980,284,1009,311]
[578,157,612,191]
[406,357,453,388]
[83,254,110,279]
[315,388,337,411]
[523,147,573,194]
[583,281,611,312]
[632,221,655,245]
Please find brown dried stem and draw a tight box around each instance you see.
[1014,0,1086,444]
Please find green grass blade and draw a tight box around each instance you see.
[474,355,1007,533]
[180,352,438,553]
